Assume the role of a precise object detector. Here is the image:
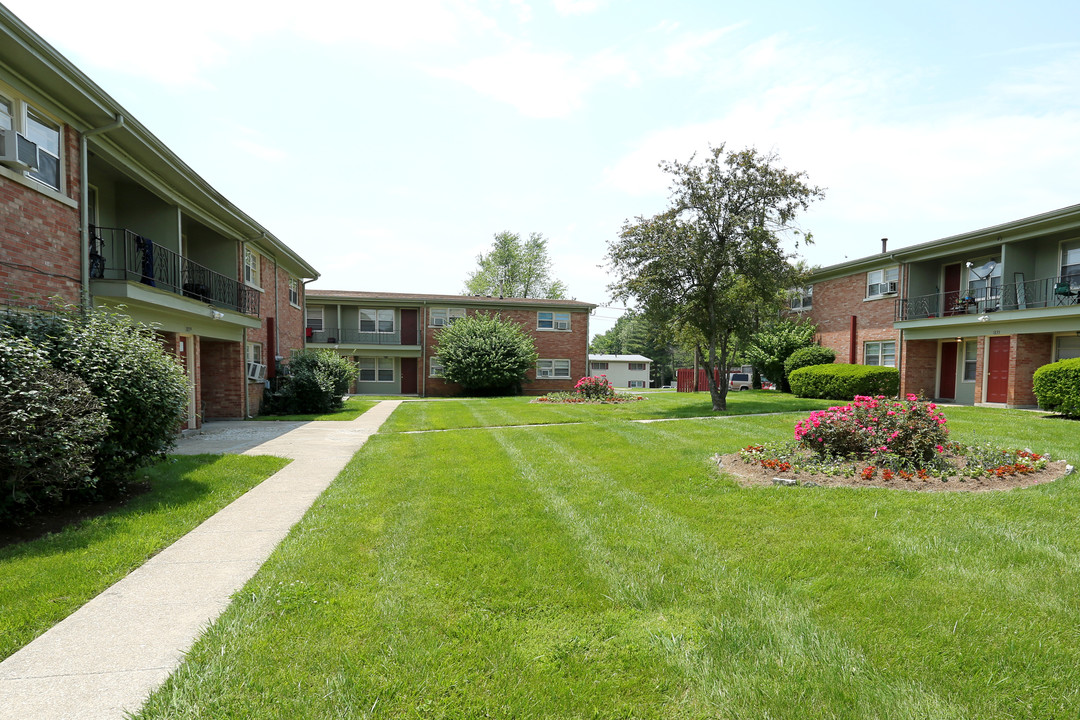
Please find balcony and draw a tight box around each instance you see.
[90,227,259,315]
[896,274,1079,321]
[306,327,421,346]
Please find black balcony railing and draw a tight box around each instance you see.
[306,327,421,346]
[896,274,1079,321]
[90,226,259,315]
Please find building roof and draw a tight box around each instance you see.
[307,289,597,310]
[0,5,319,279]
[589,354,653,363]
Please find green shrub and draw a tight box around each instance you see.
[788,363,900,400]
[2,304,188,496]
[0,335,110,521]
[745,319,817,393]
[266,350,358,414]
[784,345,836,378]
[436,312,538,395]
[1033,358,1080,417]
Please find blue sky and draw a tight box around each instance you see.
[9,0,1080,335]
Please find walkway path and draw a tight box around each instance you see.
[0,400,402,720]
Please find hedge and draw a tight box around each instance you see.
[1033,357,1080,417]
[788,363,900,400]
[783,345,837,379]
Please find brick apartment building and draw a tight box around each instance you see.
[798,205,1080,407]
[305,290,596,396]
[0,6,318,427]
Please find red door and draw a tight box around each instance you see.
[986,337,1010,403]
[400,309,418,345]
[939,342,957,399]
[943,263,962,316]
[400,357,418,395]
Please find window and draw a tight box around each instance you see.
[866,268,899,298]
[360,309,394,333]
[1062,241,1080,288]
[306,306,324,331]
[538,311,570,330]
[246,342,265,381]
[790,286,813,311]
[967,258,1002,302]
[288,278,300,308]
[864,341,896,367]
[628,362,647,371]
[1056,336,1080,361]
[963,340,977,382]
[246,342,262,364]
[358,357,394,382]
[0,91,63,192]
[628,380,646,388]
[537,359,570,378]
[244,247,260,287]
[430,356,445,377]
[430,307,466,326]
[591,362,609,371]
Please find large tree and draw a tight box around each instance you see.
[607,145,823,410]
[465,231,567,299]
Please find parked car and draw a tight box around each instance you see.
[728,372,753,391]
[761,378,776,390]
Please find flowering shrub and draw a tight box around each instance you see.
[574,375,617,400]
[794,394,949,462]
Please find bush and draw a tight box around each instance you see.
[436,312,538,394]
[794,394,949,462]
[574,375,616,400]
[2,304,189,495]
[788,363,900,400]
[1033,358,1080,417]
[0,335,110,521]
[745,319,817,393]
[784,345,836,378]
[266,350,358,414]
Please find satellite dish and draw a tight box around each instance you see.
[969,260,997,278]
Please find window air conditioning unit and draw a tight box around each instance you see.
[0,127,38,172]
[246,362,267,382]
[554,320,569,330]
[884,281,898,294]
[432,317,445,327]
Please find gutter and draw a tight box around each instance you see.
[79,114,125,303]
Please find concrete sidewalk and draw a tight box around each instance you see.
[0,400,401,720]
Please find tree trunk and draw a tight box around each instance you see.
[705,336,729,411]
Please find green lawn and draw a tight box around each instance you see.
[381,389,835,432]
[0,454,288,660]
[252,396,378,422]
[137,400,1080,719]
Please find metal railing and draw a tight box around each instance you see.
[896,275,1079,321]
[306,327,421,345]
[90,226,259,316]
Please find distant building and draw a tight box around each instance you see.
[588,354,652,388]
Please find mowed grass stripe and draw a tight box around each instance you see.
[489,422,965,719]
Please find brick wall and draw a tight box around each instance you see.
[1010,333,1053,407]
[200,339,244,419]
[808,272,900,365]
[973,336,986,403]
[900,339,937,398]
[422,306,591,397]
[0,124,82,302]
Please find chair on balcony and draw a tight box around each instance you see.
[1053,281,1077,305]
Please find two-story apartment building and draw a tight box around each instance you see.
[0,6,318,427]
[800,204,1080,407]
[305,290,595,396]
[588,354,652,388]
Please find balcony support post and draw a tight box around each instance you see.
[79,114,125,306]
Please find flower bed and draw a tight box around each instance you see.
[532,391,645,404]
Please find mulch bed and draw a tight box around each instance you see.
[717,453,1074,492]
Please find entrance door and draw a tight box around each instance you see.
[939,341,957,399]
[986,336,1010,403]
[400,309,418,345]
[400,357,418,395]
[943,263,962,316]
[178,334,197,429]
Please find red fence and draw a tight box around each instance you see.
[676,368,721,392]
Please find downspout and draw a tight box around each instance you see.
[80,114,125,305]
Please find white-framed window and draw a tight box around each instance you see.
[306,306,324,331]
[790,285,813,311]
[538,311,570,331]
[0,89,63,192]
[966,257,1002,301]
[628,380,646,388]
[246,342,266,381]
[962,340,977,381]
[537,359,570,378]
[243,247,261,288]
[430,307,466,327]
[1061,241,1080,288]
[358,357,395,382]
[864,341,896,367]
[866,268,899,298]
[591,362,609,371]
[430,356,445,377]
[1056,335,1080,361]
[288,278,300,308]
[246,342,262,364]
[628,362,647,371]
[360,309,394,333]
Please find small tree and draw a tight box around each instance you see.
[745,319,818,393]
[436,312,538,394]
[267,350,358,414]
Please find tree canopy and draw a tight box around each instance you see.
[435,312,538,395]
[464,231,567,299]
[606,145,823,410]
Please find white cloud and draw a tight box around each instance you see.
[656,24,744,76]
